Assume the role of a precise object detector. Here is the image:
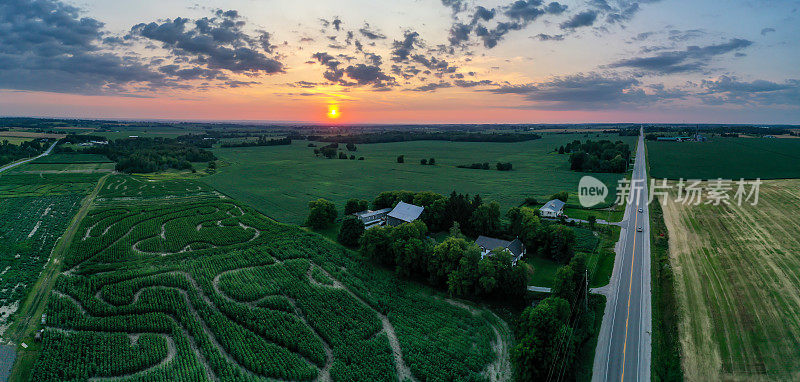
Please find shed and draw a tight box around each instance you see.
[387,202,424,227]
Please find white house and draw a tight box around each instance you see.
[540,199,566,218]
[475,236,526,266]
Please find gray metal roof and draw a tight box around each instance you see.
[475,236,525,258]
[354,208,391,218]
[387,201,424,223]
[541,199,566,212]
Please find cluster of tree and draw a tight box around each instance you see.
[82,136,216,173]
[0,139,47,166]
[360,221,527,298]
[457,162,513,171]
[307,131,542,144]
[559,140,630,173]
[220,136,291,148]
[337,216,365,247]
[507,207,576,263]
[512,253,599,381]
[720,133,739,138]
[60,134,108,144]
[305,199,337,229]
[344,199,370,215]
[314,143,339,159]
[420,158,435,165]
[345,143,357,151]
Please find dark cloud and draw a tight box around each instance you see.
[560,11,598,29]
[441,0,467,14]
[544,2,568,14]
[475,22,524,48]
[668,29,705,42]
[760,27,776,36]
[0,0,168,94]
[359,24,386,40]
[473,6,497,23]
[487,73,684,110]
[504,0,546,21]
[311,52,344,82]
[606,3,639,24]
[410,81,452,92]
[130,10,284,75]
[533,33,564,41]
[700,76,800,106]
[344,64,395,86]
[609,38,752,74]
[391,31,421,62]
[448,23,473,46]
[332,17,342,31]
[454,79,494,87]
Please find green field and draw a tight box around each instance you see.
[32,154,111,164]
[22,176,506,381]
[648,137,800,180]
[206,134,635,224]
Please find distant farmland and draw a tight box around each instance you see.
[648,137,800,180]
[206,133,635,224]
[662,179,800,380]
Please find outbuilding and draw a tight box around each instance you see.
[386,201,424,227]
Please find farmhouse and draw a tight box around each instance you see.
[540,199,565,218]
[475,236,525,265]
[387,201,424,227]
[353,208,392,228]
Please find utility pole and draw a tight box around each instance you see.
[585,269,589,311]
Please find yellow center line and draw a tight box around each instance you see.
[620,198,640,381]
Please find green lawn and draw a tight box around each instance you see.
[648,137,800,180]
[205,134,635,224]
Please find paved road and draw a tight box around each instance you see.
[593,129,652,382]
[0,140,58,173]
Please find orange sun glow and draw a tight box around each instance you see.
[327,105,340,119]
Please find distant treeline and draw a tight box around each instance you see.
[457,162,513,171]
[221,136,291,148]
[560,140,630,173]
[0,139,47,166]
[70,135,216,173]
[307,131,542,144]
[645,125,791,136]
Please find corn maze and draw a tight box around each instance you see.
[32,177,504,381]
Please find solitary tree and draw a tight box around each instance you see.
[306,199,337,229]
[421,158,428,165]
[338,216,365,247]
[344,199,370,215]
[429,158,436,165]
[397,155,405,163]
[550,191,569,203]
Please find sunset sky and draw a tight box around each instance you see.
[1,0,798,123]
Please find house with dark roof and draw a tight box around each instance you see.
[540,199,566,218]
[353,208,392,228]
[386,201,424,227]
[475,236,526,265]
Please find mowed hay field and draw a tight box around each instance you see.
[662,179,800,381]
[648,137,800,180]
[206,134,635,223]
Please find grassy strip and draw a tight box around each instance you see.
[6,174,109,382]
[649,200,683,381]
[575,294,607,381]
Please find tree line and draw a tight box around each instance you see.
[307,131,542,144]
[220,136,291,148]
[457,162,513,171]
[0,139,47,166]
[558,139,630,173]
[74,135,216,173]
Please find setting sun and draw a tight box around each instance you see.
[327,105,340,119]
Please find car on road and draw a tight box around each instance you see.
[637,226,643,232]
[638,207,643,213]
